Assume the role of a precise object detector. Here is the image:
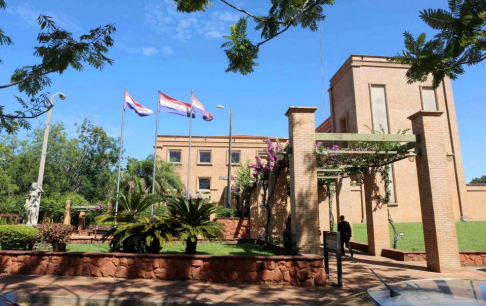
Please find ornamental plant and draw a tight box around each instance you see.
[250,139,288,242]
[0,225,38,250]
[167,196,224,254]
[37,222,74,246]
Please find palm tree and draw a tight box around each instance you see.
[95,192,163,224]
[121,156,184,195]
[167,197,224,254]
[108,215,178,253]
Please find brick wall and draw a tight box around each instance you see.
[0,251,326,287]
[214,218,250,239]
[381,248,486,267]
[466,184,486,221]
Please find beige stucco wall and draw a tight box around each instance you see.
[327,55,468,223]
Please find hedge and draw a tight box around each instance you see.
[0,225,39,250]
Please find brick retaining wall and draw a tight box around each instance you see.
[381,248,486,266]
[0,251,325,286]
[214,218,250,239]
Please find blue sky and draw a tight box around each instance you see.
[0,0,484,182]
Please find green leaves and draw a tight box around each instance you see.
[174,0,212,13]
[167,197,224,253]
[0,1,116,134]
[222,18,259,75]
[396,0,486,87]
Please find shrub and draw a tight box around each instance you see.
[0,225,39,250]
[107,216,178,253]
[216,208,236,218]
[37,223,74,246]
[167,197,224,254]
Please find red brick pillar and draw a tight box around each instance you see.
[408,111,461,272]
[286,107,320,255]
[363,167,390,256]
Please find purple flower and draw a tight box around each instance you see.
[316,141,322,147]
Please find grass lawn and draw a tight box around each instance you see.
[351,221,486,251]
[67,243,275,255]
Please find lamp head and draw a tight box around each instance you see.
[446,152,455,162]
[216,105,225,109]
[59,92,66,100]
[407,152,416,162]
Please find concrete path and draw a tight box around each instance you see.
[0,253,484,305]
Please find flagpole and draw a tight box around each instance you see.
[186,90,194,198]
[151,91,160,214]
[115,89,126,226]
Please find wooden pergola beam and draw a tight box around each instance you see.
[315,133,417,142]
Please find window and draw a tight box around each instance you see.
[370,85,389,133]
[340,115,348,133]
[168,150,181,163]
[370,84,397,203]
[421,87,438,111]
[257,151,267,157]
[198,178,211,190]
[388,166,397,204]
[231,151,241,164]
[198,151,212,164]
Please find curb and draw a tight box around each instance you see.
[17,292,302,306]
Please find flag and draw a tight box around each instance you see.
[159,92,193,117]
[191,93,214,121]
[124,90,155,117]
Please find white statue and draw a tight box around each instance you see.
[26,182,43,226]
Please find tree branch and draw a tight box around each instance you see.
[256,0,324,47]
[0,69,55,90]
[0,104,52,120]
[219,0,273,23]
[454,53,486,66]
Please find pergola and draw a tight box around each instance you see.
[286,106,461,273]
[314,132,417,242]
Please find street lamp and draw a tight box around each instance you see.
[33,92,66,224]
[217,105,232,208]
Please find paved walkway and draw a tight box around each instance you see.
[0,253,484,305]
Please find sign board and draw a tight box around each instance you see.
[324,232,339,253]
[323,231,343,287]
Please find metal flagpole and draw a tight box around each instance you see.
[151,91,160,214]
[115,89,127,226]
[186,90,194,198]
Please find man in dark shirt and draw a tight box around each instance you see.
[337,215,353,257]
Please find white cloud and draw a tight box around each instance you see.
[162,46,174,56]
[144,1,239,41]
[142,47,159,56]
[6,4,82,32]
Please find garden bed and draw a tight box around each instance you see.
[66,243,275,256]
[0,250,325,287]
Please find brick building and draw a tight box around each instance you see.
[155,135,286,204]
[155,55,485,228]
[319,55,485,225]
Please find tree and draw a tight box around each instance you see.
[176,0,334,75]
[0,0,116,133]
[395,0,486,87]
[471,175,486,183]
[0,120,120,211]
[121,156,184,196]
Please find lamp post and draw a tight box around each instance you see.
[217,105,232,208]
[34,92,66,223]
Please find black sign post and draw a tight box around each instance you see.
[323,231,343,287]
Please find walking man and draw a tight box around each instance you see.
[337,215,353,257]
